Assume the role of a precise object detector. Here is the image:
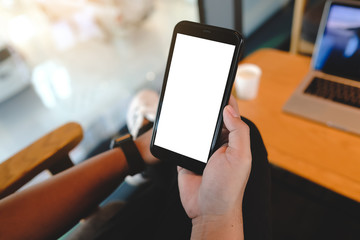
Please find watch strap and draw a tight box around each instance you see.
[111,133,145,175]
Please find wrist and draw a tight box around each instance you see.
[191,212,244,240]
[134,130,158,165]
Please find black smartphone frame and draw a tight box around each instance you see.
[150,21,244,173]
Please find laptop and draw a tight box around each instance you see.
[283,0,360,135]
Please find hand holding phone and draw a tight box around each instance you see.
[177,99,252,239]
[150,21,244,173]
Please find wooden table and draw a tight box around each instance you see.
[236,49,360,202]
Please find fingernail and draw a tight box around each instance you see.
[225,105,239,118]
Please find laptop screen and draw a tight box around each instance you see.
[313,2,360,81]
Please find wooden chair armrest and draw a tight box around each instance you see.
[0,122,83,199]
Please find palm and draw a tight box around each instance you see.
[178,143,249,219]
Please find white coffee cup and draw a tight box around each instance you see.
[235,63,262,100]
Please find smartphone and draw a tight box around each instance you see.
[150,21,244,173]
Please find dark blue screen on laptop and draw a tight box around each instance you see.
[314,4,360,81]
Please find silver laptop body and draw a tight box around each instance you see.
[283,0,360,135]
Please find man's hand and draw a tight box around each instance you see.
[178,97,251,239]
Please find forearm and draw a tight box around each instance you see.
[191,212,244,240]
[0,148,128,239]
[0,129,156,240]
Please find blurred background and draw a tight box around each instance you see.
[0,0,295,163]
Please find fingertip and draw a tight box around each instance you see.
[228,96,240,113]
[224,105,240,118]
[177,166,191,175]
[223,105,250,136]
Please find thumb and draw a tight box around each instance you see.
[223,105,251,159]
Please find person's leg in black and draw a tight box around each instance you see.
[242,117,272,240]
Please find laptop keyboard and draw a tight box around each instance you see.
[304,77,360,109]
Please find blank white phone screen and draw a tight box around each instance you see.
[154,33,235,163]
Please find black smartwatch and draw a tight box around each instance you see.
[110,133,145,175]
